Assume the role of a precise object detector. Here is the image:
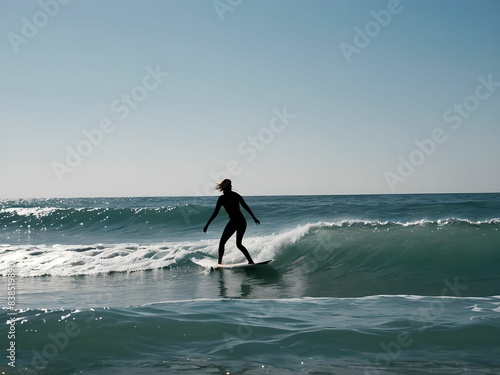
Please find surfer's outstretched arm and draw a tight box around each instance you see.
[239,195,260,225]
[203,198,222,232]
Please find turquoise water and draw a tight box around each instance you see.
[1,194,500,374]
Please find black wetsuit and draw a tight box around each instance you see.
[204,190,258,264]
[218,192,248,250]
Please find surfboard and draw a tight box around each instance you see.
[211,259,272,270]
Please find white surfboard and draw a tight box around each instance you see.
[211,259,273,270]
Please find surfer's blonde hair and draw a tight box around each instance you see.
[216,179,231,191]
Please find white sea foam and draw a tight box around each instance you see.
[0,242,192,277]
[0,225,311,277]
[0,207,59,218]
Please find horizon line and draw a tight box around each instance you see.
[1,191,499,200]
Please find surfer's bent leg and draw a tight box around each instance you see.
[219,221,237,264]
[236,220,254,264]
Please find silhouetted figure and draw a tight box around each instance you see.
[203,179,260,264]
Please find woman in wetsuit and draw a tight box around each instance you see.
[203,179,260,264]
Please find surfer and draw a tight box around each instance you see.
[203,179,260,264]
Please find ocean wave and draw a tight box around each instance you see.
[308,218,500,228]
[0,205,205,226]
[2,204,498,230]
[0,204,214,245]
[2,221,500,297]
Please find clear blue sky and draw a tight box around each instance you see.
[1,0,499,198]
